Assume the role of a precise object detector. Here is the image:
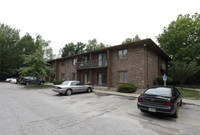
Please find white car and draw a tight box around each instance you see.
[6,78,17,83]
[53,81,93,96]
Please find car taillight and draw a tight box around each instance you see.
[54,86,62,89]
[138,97,143,102]
[164,101,173,106]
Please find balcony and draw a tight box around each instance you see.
[76,59,108,69]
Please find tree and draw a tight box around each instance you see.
[85,39,109,52]
[157,13,200,62]
[19,35,54,78]
[121,35,141,44]
[61,43,76,57]
[0,23,20,75]
[170,60,200,87]
[157,13,200,85]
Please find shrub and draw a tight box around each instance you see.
[117,83,137,93]
[53,80,64,85]
[156,76,174,85]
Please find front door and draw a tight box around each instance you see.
[98,72,107,86]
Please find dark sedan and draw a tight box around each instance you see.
[137,86,182,118]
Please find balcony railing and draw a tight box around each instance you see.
[76,59,108,69]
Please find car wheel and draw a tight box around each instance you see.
[140,109,147,112]
[65,89,72,96]
[26,82,30,86]
[172,106,178,118]
[87,88,92,93]
[40,82,44,85]
[180,99,182,106]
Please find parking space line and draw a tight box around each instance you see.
[176,106,182,122]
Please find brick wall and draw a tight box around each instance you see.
[110,45,146,89]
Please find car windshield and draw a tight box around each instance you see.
[144,87,172,97]
[61,81,69,85]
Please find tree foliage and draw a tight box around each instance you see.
[19,35,54,78]
[170,60,200,86]
[61,39,109,57]
[157,13,200,85]
[157,13,200,62]
[0,23,55,77]
[121,35,141,44]
[85,39,108,52]
[0,23,20,75]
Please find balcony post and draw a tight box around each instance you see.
[107,49,111,87]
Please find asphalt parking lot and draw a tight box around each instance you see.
[0,82,200,135]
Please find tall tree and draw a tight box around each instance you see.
[157,13,200,62]
[85,39,109,52]
[170,60,200,87]
[0,23,20,75]
[121,34,141,44]
[157,13,200,85]
[61,43,76,57]
[19,35,54,78]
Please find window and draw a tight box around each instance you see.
[98,53,107,67]
[145,87,172,97]
[66,72,70,81]
[118,49,127,59]
[73,58,77,66]
[83,73,90,84]
[72,73,77,80]
[118,71,127,83]
[61,73,65,80]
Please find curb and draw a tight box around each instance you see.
[93,90,200,106]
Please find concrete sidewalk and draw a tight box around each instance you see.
[93,90,200,106]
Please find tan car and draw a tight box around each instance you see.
[52,81,94,96]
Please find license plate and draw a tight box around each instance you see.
[148,108,156,112]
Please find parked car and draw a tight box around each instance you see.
[52,81,94,96]
[20,76,45,85]
[6,77,17,83]
[137,86,182,118]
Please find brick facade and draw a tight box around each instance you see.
[49,39,170,90]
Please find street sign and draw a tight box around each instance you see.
[163,74,167,86]
[163,74,167,81]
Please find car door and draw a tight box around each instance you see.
[77,82,86,92]
[71,81,80,93]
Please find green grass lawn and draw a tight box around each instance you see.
[24,85,53,89]
[178,88,200,99]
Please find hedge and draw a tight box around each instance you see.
[156,76,174,85]
[53,80,64,85]
[117,83,137,93]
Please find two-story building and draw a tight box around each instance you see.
[48,39,170,89]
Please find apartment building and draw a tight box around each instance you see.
[48,39,170,89]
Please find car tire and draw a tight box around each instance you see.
[140,109,147,112]
[65,89,72,96]
[180,99,182,106]
[87,88,92,93]
[172,106,178,118]
[26,82,30,86]
[40,82,44,85]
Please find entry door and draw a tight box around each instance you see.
[98,72,107,86]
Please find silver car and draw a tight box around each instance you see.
[52,81,94,96]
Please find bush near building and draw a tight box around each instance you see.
[53,80,64,85]
[117,83,137,93]
[156,76,174,85]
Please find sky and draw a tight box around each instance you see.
[0,0,199,56]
